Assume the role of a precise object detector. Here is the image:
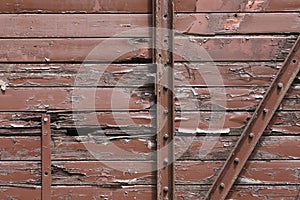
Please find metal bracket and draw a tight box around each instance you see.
[42,114,51,200]
[153,0,175,199]
[206,37,300,200]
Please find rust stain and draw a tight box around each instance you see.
[224,14,245,32]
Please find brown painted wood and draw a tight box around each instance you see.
[1,135,299,161]
[0,88,153,111]
[0,37,295,62]
[0,14,150,38]
[176,185,300,200]
[0,0,151,13]
[0,64,154,87]
[175,13,300,35]
[0,161,155,185]
[0,186,156,200]
[176,160,300,185]
[174,0,300,12]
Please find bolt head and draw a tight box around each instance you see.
[249,132,254,139]
[43,117,48,122]
[277,82,283,89]
[164,134,169,140]
[163,158,168,165]
[234,158,240,164]
[163,186,169,193]
[219,183,225,189]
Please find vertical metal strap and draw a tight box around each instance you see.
[206,37,300,200]
[41,114,51,200]
[153,0,175,199]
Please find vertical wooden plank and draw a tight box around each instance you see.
[153,0,175,199]
[41,114,51,200]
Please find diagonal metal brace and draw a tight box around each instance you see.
[206,36,300,200]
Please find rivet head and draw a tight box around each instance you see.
[163,186,169,193]
[277,82,283,89]
[249,133,254,139]
[263,108,269,114]
[164,134,169,140]
[219,183,225,189]
[43,117,48,122]
[163,158,168,165]
[234,158,240,164]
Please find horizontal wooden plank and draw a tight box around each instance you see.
[1,0,299,13]
[0,88,153,111]
[0,161,154,185]
[175,13,300,35]
[174,36,296,61]
[176,185,300,200]
[1,63,298,87]
[176,112,300,135]
[175,86,300,111]
[0,14,150,38]
[176,161,300,185]
[175,0,300,12]
[0,64,154,87]
[0,38,151,62]
[0,37,294,62]
[0,112,153,129]
[2,135,299,161]
[0,186,156,200]
[0,0,150,13]
[0,135,155,161]
[176,136,300,160]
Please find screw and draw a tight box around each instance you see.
[277,82,283,89]
[163,186,169,193]
[219,183,225,189]
[249,132,254,139]
[234,158,240,164]
[43,117,48,122]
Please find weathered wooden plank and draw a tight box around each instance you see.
[174,0,300,12]
[0,186,156,200]
[176,112,300,135]
[176,185,300,200]
[176,13,300,35]
[176,136,300,160]
[0,135,155,161]
[174,36,296,61]
[2,135,299,161]
[176,161,300,185]
[0,88,153,111]
[0,38,151,62]
[0,161,155,185]
[0,37,294,62]
[0,64,154,87]
[0,112,153,129]
[0,0,150,13]
[0,14,150,37]
[175,87,300,111]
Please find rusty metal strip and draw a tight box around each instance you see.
[153,0,175,199]
[206,36,300,200]
[41,114,51,200]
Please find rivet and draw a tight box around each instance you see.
[277,82,283,89]
[263,108,269,114]
[249,132,254,139]
[234,158,240,164]
[164,134,169,140]
[163,158,168,165]
[219,183,225,189]
[163,85,168,91]
[43,117,48,122]
[163,186,169,193]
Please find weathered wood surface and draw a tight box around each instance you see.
[175,13,300,35]
[1,135,299,161]
[176,185,300,200]
[0,161,155,185]
[1,0,299,13]
[0,37,295,62]
[0,186,155,200]
[0,14,150,37]
[0,14,299,38]
[176,161,300,185]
